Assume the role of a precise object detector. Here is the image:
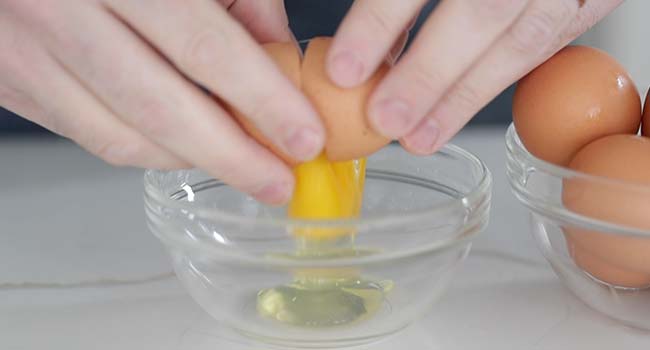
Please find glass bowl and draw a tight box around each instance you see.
[506,123,650,330]
[144,144,491,349]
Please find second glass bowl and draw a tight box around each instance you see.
[506,124,650,330]
[145,144,491,348]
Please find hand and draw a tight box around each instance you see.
[0,0,325,204]
[327,0,623,154]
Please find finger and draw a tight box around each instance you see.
[0,17,186,169]
[401,0,618,155]
[227,0,293,43]
[328,0,427,88]
[34,3,295,204]
[368,0,531,139]
[106,0,324,162]
[0,16,50,124]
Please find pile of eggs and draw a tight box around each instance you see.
[513,46,650,289]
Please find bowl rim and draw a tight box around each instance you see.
[144,143,492,232]
[506,123,650,190]
[506,123,650,237]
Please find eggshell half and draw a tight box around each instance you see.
[513,45,641,166]
[563,134,650,288]
[302,37,391,161]
[230,42,302,165]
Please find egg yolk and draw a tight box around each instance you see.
[288,154,366,239]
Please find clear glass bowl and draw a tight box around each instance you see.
[506,123,650,330]
[144,144,491,349]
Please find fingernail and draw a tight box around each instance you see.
[284,127,322,161]
[371,98,413,138]
[403,118,440,155]
[254,182,292,205]
[328,50,364,87]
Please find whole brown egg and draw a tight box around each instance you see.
[513,46,641,166]
[563,134,650,288]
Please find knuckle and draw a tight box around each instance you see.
[447,82,484,112]
[128,96,173,138]
[211,155,253,189]
[563,5,600,42]
[365,4,400,36]
[405,60,447,96]
[94,139,143,167]
[243,92,280,131]
[180,29,227,79]
[508,8,561,55]
[469,0,527,20]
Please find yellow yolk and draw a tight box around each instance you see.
[288,154,366,239]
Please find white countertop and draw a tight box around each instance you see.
[1,127,648,349]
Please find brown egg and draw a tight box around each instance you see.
[642,87,650,136]
[568,246,650,288]
[302,37,391,161]
[563,135,650,288]
[230,42,302,165]
[513,45,641,166]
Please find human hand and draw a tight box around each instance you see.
[0,0,325,204]
[327,0,623,154]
